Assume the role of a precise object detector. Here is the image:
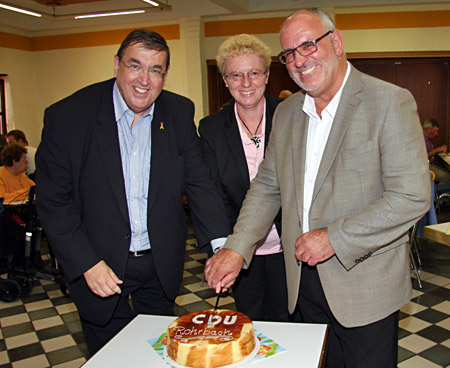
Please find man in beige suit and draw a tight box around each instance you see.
[205,8,430,368]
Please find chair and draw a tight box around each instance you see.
[435,183,450,213]
[409,223,422,289]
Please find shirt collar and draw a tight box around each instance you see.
[113,81,154,123]
[303,61,351,120]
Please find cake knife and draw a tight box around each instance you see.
[213,287,222,314]
[208,288,222,328]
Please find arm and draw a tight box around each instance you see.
[428,145,447,159]
[205,118,282,289]
[0,186,28,203]
[177,102,231,250]
[326,88,430,269]
[36,107,122,296]
[0,173,32,203]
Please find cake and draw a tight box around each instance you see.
[167,309,256,368]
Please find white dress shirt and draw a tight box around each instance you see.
[302,62,351,233]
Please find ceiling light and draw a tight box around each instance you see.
[142,0,159,6]
[75,10,145,19]
[142,0,160,6]
[0,2,42,17]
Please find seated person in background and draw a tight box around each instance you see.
[0,143,35,203]
[0,198,26,269]
[423,118,450,185]
[6,130,36,180]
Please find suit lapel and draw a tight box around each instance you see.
[147,95,169,213]
[311,67,362,205]
[290,96,308,224]
[225,104,250,184]
[94,80,129,224]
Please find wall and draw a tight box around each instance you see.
[1,5,450,146]
[0,46,39,145]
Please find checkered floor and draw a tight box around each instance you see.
[0,229,449,367]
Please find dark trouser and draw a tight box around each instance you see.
[0,211,25,264]
[232,252,290,322]
[293,264,399,368]
[80,251,174,356]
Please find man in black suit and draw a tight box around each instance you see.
[35,29,230,355]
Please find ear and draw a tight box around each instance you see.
[113,55,120,77]
[331,30,344,57]
[265,69,270,85]
[223,75,229,88]
[162,65,170,86]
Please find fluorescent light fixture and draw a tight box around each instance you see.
[142,0,160,6]
[75,10,145,19]
[0,2,41,17]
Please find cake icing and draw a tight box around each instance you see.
[167,309,255,368]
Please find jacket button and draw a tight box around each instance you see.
[124,234,131,240]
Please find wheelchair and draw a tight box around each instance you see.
[0,186,62,302]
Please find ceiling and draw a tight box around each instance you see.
[0,0,448,35]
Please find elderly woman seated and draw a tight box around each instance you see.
[0,143,35,203]
[0,144,35,269]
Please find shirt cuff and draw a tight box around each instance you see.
[211,237,227,253]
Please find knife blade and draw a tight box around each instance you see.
[208,288,222,327]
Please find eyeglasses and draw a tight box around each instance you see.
[277,30,333,65]
[121,60,166,78]
[224,69,267,81]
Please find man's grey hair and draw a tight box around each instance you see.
[423,118,439,129]
[283,8,336,32]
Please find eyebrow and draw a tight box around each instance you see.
[128,58,163,70]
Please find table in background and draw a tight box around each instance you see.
[437,153,450,171]
[424,222,450,246]
[83,314,328,368]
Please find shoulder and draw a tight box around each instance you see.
[199,103,232,135]
[47,79,115,114]
[276,90,305,113]
[157,90,194,110]
[348,65,411,99]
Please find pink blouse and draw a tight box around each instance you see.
[235,103,282,255]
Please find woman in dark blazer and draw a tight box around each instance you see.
[199,34,289,322]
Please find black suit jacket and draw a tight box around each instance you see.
[36,78,231,325]
[198,95,282,235]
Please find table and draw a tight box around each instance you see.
[83,314,328,367]
[424,222,450,246]
[437,153,450,171]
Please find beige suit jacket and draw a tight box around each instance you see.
[224,65,430,327]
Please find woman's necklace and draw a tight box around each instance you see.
[237,112,263,148]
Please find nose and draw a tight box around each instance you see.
[137,69,151,84]
[241,73,251,87]
[293,50,307,68]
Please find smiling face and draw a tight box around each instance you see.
[280,11,345,100]
[223,53,269,111]
[114,43,169,120]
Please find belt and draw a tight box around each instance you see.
[129,249,152,257]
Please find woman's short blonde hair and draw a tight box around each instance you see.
[216,34,272,74]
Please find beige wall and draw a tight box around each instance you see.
[1,6,450,146]
[0,47,39,146]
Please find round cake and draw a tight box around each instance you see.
[167,309,256,368]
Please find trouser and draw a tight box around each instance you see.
[293,264,399,368]
[80,251,174,356]
[232,252,290,322]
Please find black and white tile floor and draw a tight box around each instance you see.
[0,229,449,367]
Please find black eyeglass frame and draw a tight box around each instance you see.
[277,30,333,64]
